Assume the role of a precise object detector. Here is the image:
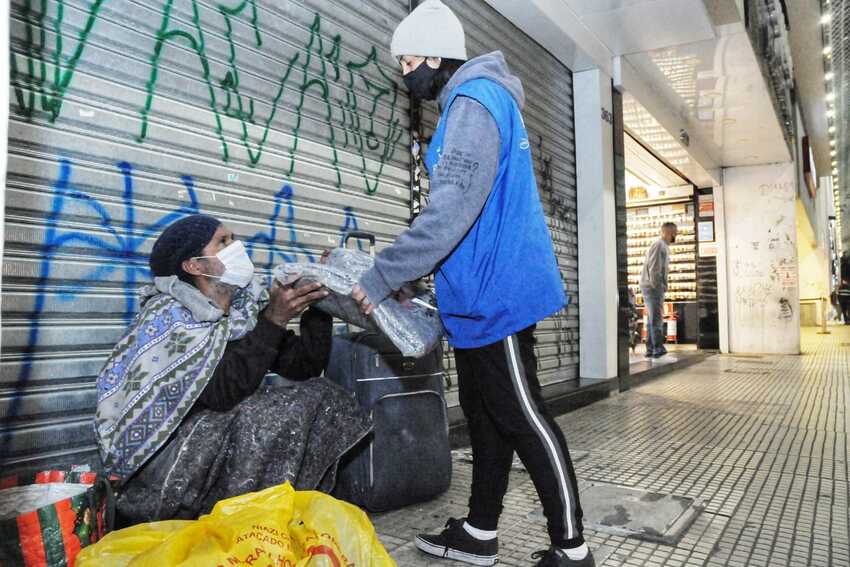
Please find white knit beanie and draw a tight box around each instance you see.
[390,0,468,60]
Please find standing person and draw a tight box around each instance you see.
[350,2,592,565]
[639,222,677,358]
[837,278,850,324]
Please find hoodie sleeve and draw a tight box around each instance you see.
[358,96,501,304]
[642,240,670,291]
[641,241,659,289]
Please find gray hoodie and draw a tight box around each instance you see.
[359,51,524,304]
[639,238,670,293]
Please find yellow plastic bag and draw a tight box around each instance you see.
[76,482,396,567]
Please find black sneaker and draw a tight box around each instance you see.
[415,517,499,566]
[532,547,596,567]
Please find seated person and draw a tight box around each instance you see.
[95,214,371,523]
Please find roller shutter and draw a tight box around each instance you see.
[3,0,411,470]
[2,0,578,471]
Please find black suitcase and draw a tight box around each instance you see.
[327,331,451,512]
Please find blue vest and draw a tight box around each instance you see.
[426,78,567,348]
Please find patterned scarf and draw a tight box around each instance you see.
[95,276,268,480]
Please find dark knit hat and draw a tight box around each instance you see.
[149,214,221,283]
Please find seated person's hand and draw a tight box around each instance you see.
[264,279,329,327]
[351,284,374,316]
[320,249,331,264]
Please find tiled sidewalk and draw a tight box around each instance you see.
[369,328,850,566]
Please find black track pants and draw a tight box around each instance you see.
[455,325,585,548]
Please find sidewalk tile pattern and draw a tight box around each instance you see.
[369,329,850,566]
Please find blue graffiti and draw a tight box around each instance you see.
[6,156,365,459]
[5,158,202,460]
[20,157,363,383]
[339,206,364,251]
[245,183,317,270]
[22,159,201,378]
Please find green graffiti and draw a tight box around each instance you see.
[11,0,404,195]
[10,0,104,121]
[219,0,261,123]
[287,15,341,187]
[202,8,403,192]
[140,0,229,160]
[342,47,404,194]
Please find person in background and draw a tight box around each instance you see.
[837,278,850,324]
[640,222,677,358]
[350,1,592,565]
[95,214,371,524]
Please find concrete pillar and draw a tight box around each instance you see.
[715,180,731,353]
[575,69,618,379]
[721,163,801,354]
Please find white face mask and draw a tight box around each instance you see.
[194,241,255,288]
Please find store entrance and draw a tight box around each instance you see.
[624,135,700,366]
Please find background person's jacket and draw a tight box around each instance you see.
[640,238,670,294]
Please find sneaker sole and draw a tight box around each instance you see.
[414,536,499,566]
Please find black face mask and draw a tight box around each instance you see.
[404,61,440,100]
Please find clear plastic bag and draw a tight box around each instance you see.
[274,249,444,358]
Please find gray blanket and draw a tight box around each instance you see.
[117,379,371,522]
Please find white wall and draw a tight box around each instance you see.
[723,163,800,354]
[575,69,618,379]
[796,200,830,301]
[797,199,831,327]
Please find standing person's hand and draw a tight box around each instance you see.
[395,283,417,307]
[264,279,328,327]
[320,249,332,264]
[351,284,375,316]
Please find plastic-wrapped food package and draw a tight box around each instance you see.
[274,249,444,358]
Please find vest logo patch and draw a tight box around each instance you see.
[519,139,530,150]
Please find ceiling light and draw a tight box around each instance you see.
[822,14,832,25]
[826,72,835,81]
[827,92,836,102]
[832,149,838,156]
[831,140,837,147]
[830,126,837,134]
[824,45,833,56]
[828,109,836,118]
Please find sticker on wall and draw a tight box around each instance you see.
[778,266,797,291]
[698,194,714,217]
[699,243,719,257]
